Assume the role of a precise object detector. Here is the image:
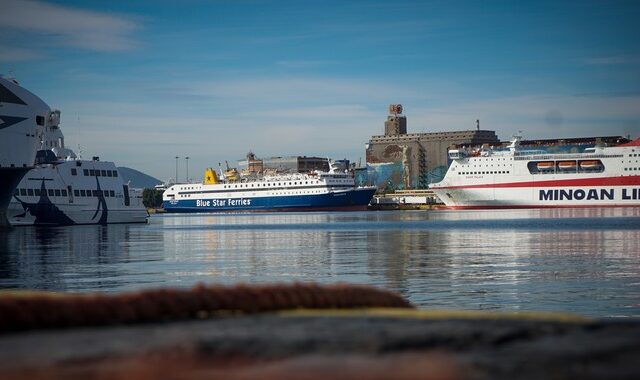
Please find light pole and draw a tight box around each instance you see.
[175,156,179,184]
[185,156,190,184]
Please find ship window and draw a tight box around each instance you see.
[71,168,77,176]
[90,169,95,176]
[36,115,45,126]
[47,189,53,196]
[35,189,41,196]
[96,170,101,177]
[104,190,109,196]
[110,190,115,197]
[54,189,61,197]
[101,170,106,177]
[20,188,26,196]
[61,189,67,196]
[83,169,89,176]
[107,170,113,177]
[79,190,85,196]
[74,190,79,196]
[113,171,118,177]
[92,190,99,197]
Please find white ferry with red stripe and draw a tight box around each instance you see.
[429,135,640,209]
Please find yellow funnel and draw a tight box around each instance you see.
[204,168,219,184]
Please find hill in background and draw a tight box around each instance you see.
[118,167,163,189]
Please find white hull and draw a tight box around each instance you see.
[0,76,51,226]
[435,183,640,209]
[430,137,640,209]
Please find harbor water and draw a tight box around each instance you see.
[1,208,639,318]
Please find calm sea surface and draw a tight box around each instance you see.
[1,208,639,318]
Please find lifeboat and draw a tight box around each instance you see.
[579,160,601,169]
[536,161,554,170]
[557,161,577,170]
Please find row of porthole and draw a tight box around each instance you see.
[223,181,323,189]
[180,190,322,198]
[458,171,510,175]
[15,188,116,198]
[73,168,118,178]
[180,189,326,198]
[460,165,512,168]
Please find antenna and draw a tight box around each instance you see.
[6,68,17,83]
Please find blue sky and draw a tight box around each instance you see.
[2,0,639,181]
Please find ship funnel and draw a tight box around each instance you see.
[204,168,219,185]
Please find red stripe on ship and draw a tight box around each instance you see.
[446,204,640,210]
[434,176,640,190]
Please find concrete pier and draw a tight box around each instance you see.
[0,310,638,379]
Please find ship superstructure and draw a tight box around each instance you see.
[429,135,640,209]
[163,165,377,212]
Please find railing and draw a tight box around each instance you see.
[514,153,623,160]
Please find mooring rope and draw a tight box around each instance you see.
[0,283,412,332]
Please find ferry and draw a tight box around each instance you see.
[162,165,377,212]
[429,135,640,209]
[0,76,49,227]
[8,111,148,226]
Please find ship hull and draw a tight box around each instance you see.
[163,187,377,213]
[8,204,149,226]
[1,77,51,228]
[0,169,30,228]
[432,183,640,209]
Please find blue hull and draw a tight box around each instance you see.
[163,188,377,213]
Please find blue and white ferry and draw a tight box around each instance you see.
[162,165,377,212]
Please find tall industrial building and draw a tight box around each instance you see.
[365,105,500,189]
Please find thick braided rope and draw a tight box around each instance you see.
[0,283,412,332]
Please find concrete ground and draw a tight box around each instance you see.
[0,309,638,380]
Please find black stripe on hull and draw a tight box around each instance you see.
[0,168,30,228]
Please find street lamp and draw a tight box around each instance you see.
[185,156,190,184]
[175,156,179,184]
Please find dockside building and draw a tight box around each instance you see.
[365,105,500,189]
[238,153,329,174]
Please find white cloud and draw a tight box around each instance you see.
[0,0,139,52]
[584,55,640,66]
[275,60,339,68]
[410,94,640,140]
[0,44,42,62]
[186,77,412,103]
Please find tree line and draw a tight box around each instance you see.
[142,188,164,209]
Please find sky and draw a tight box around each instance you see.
[2,0,639,182]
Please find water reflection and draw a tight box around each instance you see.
[0,209,639,317]
[0,224,165,291]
